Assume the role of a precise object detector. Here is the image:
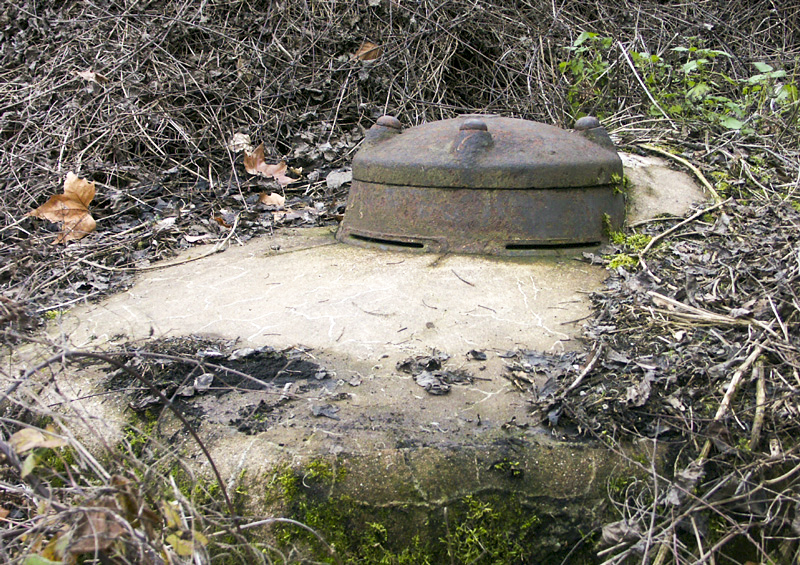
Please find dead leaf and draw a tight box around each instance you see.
[21,452,37,478]
[601,520,642,546]
[28,172,96,243]
[625,374,652,407]
[665,460,705,507]
[9,426,68,453]
[0,506,9,519]
[243,143,299,186]
[162,500,183,530]
[76,70,108,84]
[353,41,382,61]
[227,132,253,154]
[167,533,194,556]
[311,404,340,420]
[258,192,286,207]
[325,169,352,191]
[68,498,127,554]
[184,234,211,244]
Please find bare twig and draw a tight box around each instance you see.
[618,42,677,130]
[563,343,604,395]
[639,198,731,257]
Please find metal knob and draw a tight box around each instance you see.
[376,115,402,130]
[460,118,488,131]
[574,116,601,131]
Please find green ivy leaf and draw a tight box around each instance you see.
[682,60,699,74]
[720,116,744,130]
[777,84,799,102]
[573,31,596,48]
[687,82,711,99]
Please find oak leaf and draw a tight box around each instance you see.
[243,143,298,187]
[353,41,382,61]
[67,497,126,555]
[28,172,96,243]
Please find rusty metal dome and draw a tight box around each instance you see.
[337,114,624,255]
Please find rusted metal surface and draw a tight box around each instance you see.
[337,114,625,255]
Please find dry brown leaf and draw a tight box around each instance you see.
[243,143,299,187]
[76,70,108,84]
[0,506,9,520]
[258,192,286,207]
[68,498,127,555]
[353,41,382,61]
[9,426,68,453]
[28,172,96,243]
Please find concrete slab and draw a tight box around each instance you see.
[58,228,600,358]
[38,150,709,476]
[22,155,705,559]
[622,152,708,222]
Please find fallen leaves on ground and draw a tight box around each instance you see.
[28,172,96,243]
[243,143,299,186]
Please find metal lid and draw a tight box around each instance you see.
[354,114,621,189]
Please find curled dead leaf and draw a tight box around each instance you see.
[227,132,254,154]
[353,41,382,61]
[243,143,299,187]
[76,70,108,84]
[28,172,96,243]
[259,192,286,207]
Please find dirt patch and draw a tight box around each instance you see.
[103,336,333,434]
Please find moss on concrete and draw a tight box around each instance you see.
[257,447,630,564]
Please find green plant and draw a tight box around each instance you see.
[608,254,638,270]
[611,173,630,195]
[710,171,733,198]
[446,495,540,564]
[559,32,614,117]
[119,419,158,459]
[609,231,651,252]
[561,35,799,133]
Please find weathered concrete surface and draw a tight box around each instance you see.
[56,229,600,357]
[44,225,607,473]
[622,152,708,222]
